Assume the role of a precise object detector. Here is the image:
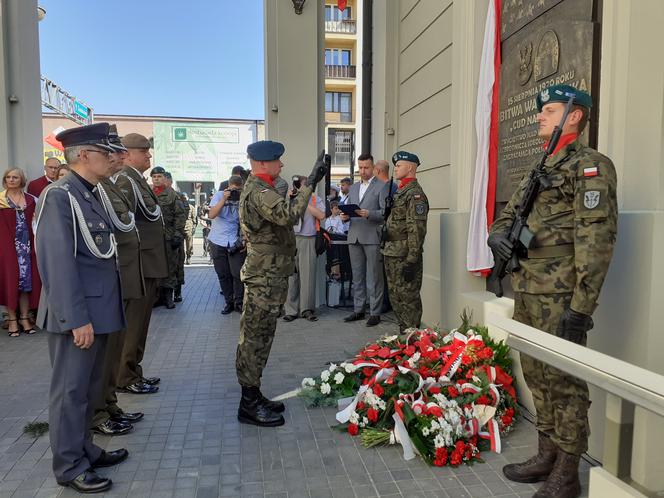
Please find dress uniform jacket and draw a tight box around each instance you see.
[115,166,168,280]
[35,175,125,334]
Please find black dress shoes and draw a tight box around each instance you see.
[366,315,381,327]
[344,311,366,322]
[92,448,129,468]
[91,420,133,436]
[119,382,159,394]
[110,411,144,423]
[221,302,234,315]
[58,469,112,493]
[142,376,161,385]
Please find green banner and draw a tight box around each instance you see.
[153,122,256,183]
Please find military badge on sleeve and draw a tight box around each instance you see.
[415,203,426,215]
[583,191,600,209]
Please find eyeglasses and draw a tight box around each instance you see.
[81,149,111,159]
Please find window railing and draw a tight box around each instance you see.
[325,19,357,34]
[325,65,356,79]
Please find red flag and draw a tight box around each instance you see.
[337,0,347,12]
[44,126,65,151]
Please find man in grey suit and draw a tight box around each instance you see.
[35,123,129,494]
[341,153,386,326]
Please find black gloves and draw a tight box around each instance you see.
[307,150,329,187]
[556,308,593,344]
[403,262,417,283]
[487,232,514,260]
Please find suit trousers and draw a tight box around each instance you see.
[118,278,158,386]
[348,243,384,316]
[91,299,133,426]
[48,332,107,482]
[284,235,318,316]
[210,242,245,305]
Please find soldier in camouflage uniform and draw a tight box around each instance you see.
[183,193,197,264]
[151,167,186,309]
[489,85,617,498]
[236,141,328,427]
[381,151,429,332]
[164,172,187,302]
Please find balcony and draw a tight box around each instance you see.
[325,19,357,34]
[325,65,356,79]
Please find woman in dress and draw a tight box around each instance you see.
[0,168,41,336]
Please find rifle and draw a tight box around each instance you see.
[380,174,395,249]
[487,94,577,297]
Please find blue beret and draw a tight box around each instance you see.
[150,166,167,176]
[247,140,285,161]
[536,84,592,112]
[56,122,114,151]
[392,150,420,166]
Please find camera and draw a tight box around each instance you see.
[228,189,240,202]
[292,176,302,190]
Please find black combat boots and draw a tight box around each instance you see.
[534,449,581,498]
[164,289,175,309]
[503,432,557,483]
[238,386,285,427]
[174,285,182,302]
[258,391,285,413]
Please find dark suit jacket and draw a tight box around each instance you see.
[27,175,52,198]
[115,166,168,280]
[346,177,386,245]
[35,175,125,334]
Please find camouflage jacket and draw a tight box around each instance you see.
[184,202,197,232]
[490,140,618,315]
[157,186,187,241]
[381,179,429,263]
[239,174,313,278]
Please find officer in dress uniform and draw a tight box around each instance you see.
[114,133,166,395]
[380,151,429,332]
[236,141,328,427]
[489,85,618,498]
[35,123,128,493]
[90,125,146,436]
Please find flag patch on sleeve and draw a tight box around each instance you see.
[583,166,598,177]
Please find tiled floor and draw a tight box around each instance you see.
[0,267,591,497]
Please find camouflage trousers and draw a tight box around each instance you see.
[161,241,181,289]
[236,275,289,387]
[384,256,423,331]
[513,292,590,455]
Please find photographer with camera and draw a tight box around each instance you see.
[208,175,245,314]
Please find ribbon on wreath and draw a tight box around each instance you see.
[336,366,394,423]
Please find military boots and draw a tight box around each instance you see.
[258,391,285,413]
[533,449,581,498]
[503,432,557,483]
[164,289,175,309]
[238,386,285,427]
[174,285,183,302]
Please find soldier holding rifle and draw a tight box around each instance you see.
[488,84,618,498]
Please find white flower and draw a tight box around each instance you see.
[407,352,421,368]
[382,335,399,343]
[363,416,369,426]
[329,363,338,372]
[422,427,430,436]
[334,372,345,385]
[430,420,440,431]
[434,434,446,448]
[320,382,331,395]
[301,377,316,388]
[320,370,330,382]
[343,363,357,373]
[349,412,359,425]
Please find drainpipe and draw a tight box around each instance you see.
[361,0,373,155]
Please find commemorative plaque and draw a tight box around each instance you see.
[496,0,600,203]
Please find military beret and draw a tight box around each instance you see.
[150,166,167,176]
[122,132,151,149]
[247,140,285,161]
[56,123,114,152]
[536,84,592,112]
[392,150,420,166]
[108,124,127,153]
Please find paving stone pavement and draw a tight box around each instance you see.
[0,267,592,498]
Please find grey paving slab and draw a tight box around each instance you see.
[0,267,592,497]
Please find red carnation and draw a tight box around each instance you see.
[427,406,443,418]
[357,401,366,411]
[455,440,466,452]
[501,415,513,426]
[367,408,379,423]
[476,395,490,405]
[433,447,448,466]
[348,423,359,436]
[479,347,494,360]
[428,386,441,395]
[450,449,463,466]
[447,386,459,398]
[461,355,473,365]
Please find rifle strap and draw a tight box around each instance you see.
[526,244,574,259]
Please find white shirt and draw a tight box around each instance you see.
[359,177,373,203]
[324,215,349,234]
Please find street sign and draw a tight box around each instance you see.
[40,76,94,125]
[74,100,90,120]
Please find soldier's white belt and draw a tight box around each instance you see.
[526,244,574,259]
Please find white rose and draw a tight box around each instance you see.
[321,370,330,382]
[343,363,357,373]
[349,412,359,424]
[334,372,345,385]
[329,363,338,372]
[320,382,331,395]
[301,377,315,388]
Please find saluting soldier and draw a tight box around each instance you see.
[236,141,328,427]
[488,85,618,498]
[115,133,166,395]
[381,151,429,332]
[151,167,186,308]
[35,123,128,493]
[90,125,146,437]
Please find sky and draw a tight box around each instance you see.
[38,0,265,120]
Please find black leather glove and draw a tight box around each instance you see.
[307,150,328,187]
[403,262,417,283]
[487,232,514,260]
[556,308,593,344]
